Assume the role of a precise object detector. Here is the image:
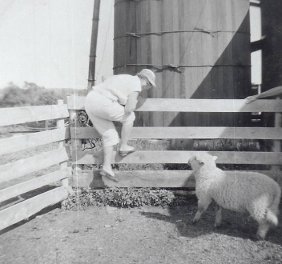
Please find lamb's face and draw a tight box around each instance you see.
[188,154,218,170]
[188,156,204,170]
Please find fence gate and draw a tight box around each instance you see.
[0,101,71,232]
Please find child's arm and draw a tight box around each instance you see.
[246,86,282,103]
[124,92,139,115]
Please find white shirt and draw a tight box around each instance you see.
[93,74,142,105]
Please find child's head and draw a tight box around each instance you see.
[137,69,156,90]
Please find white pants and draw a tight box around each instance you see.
[85,90,135,146]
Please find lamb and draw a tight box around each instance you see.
[188,153,281,239]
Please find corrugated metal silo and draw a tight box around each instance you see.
[114,0,251,126]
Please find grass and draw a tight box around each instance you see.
[62,187,192,210]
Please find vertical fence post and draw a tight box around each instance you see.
[68,96,83,189]
[57,99,73,194]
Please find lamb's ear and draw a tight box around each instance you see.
[213,156,218,161]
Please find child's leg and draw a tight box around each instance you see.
[102,145,114,175]
[86,114,119,176]
[85,93,136,174]
[120,113,135,151]
[92,100,136,151]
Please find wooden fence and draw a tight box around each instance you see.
[0,101,71,231]
[0,96,281,231]
[68,95,282,188]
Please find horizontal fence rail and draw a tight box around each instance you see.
[71,127,282,140]
[0,147,69,184]
[67,96,282,112]
[73,169,279,188]
[74,150,282,165]
[0,168,69,204]
[0,128,70,156]
[0,104,69,127]
[0,186,68,231]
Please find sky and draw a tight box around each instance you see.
[0,0,114,89]
[0,0,259,89]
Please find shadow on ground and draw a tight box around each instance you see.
[140,197,282,246]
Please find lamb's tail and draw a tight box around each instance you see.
[266,185,281,226]
[266,209,279,226]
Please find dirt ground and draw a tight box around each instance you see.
[0,197,282,264]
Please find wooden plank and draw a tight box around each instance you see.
[72,169,278,188]
[75,150,282,165]
[0,128,69,156]
[137,99,282,113]
[0,104,69,127]
[71,126,282,140]
[0,169,69,203]
[0,148,69,184]
[0,186,68,231]
[69,109,83,189]
[72,169,195,188]
[67,96,282,113]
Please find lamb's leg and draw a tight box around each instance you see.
[249,201,273,239]
[192,198,211,224]
[257,221,270,240]
[214,205,222,227]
